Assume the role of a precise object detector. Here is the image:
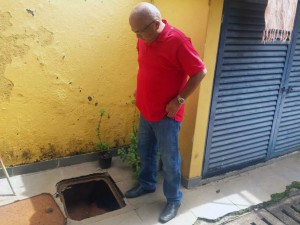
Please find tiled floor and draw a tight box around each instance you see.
[1,151,300,225]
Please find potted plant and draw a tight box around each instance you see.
[96,109,112,169]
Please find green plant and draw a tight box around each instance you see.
[96,141,109,151]
[118,122,140,179]
[118,98,140,179]
[96,109,110,151]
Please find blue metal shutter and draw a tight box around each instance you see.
[269,22,300,157]
[202,0,296,178]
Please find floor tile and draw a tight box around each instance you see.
[0,152,299,225]
[87,211,143,225]
[189,196,240,220]
[0,177,15,196]
[135,201,165,225]
[65,203,137,225]
[125,185,165,209]
[103,157,133,183]
[59,161,100,180]
[166,211,197,225]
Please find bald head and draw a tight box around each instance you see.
[129,2,164,43]
[129,2,162,24]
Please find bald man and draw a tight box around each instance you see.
[125,2,207,223]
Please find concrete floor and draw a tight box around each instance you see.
[0,151,300,225]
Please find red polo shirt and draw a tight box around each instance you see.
[136,20,205,122]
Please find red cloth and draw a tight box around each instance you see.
[136,20,205,122]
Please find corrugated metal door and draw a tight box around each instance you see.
[268,24,300,157]
[203,0,300,178]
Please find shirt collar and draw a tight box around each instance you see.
[155,19,171,43]
[146,19,171,46]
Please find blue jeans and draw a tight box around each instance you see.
[138,114,182,204]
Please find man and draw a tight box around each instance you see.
[126,2,207,223]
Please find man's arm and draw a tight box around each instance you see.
[166,69,207,118]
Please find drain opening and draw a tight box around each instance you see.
[56,173,125,221]
[291,205,300,214]
[261,217,273,225]
[282,208,300,224]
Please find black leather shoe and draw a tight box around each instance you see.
[124,185,155,198]
[159,202,181,223]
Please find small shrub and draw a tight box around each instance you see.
[96,109,111,151]
[118,99,140,180]
[118,125,140,179]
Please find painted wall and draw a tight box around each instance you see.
[0,0,143,165]
[154,0,224,180]
[1,0,223,182]
[190,0,224,178]
[153,0,210,178]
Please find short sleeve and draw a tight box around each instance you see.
[177,39,205,76]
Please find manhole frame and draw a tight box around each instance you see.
[56,172,125,220]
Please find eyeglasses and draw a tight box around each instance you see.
[134,20,157,34]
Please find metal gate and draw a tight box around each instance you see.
[203,0,300,178]
[268,27,300,158]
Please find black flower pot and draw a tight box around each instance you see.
[99,151,112,169]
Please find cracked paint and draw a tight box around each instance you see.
[0,1,158,166]
[0,11,53,102]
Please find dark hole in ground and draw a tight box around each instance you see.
[56,173,125,221]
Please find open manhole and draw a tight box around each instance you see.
[56,173,125,221]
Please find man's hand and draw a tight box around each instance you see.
[166,97,182,118]
[165,69,206,118]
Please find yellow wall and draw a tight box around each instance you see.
[153,0,224,179]
[189,0,224,178]
[0,0,144,165]
[153,0,210,179]
[1,0,224,180]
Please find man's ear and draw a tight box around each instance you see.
[155,20,160,30]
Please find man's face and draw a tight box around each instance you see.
[129,17,159,44]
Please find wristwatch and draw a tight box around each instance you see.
[177,95,185,104]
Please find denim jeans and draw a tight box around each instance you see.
[138,114,182,204]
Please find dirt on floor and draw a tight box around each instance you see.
[195,182,300,225]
